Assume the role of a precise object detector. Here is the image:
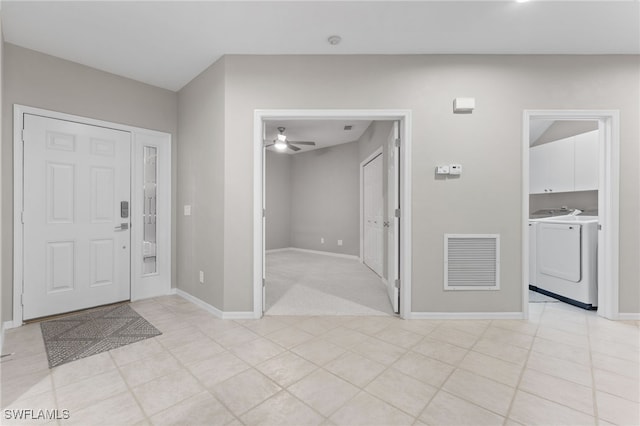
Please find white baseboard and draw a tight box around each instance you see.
[409,312,525,320]
[618,313,640,320]
[265,248,291,254]
[175,289,256,320]
[267,247,359,261]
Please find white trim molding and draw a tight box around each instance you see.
[254,109,413,319]
[175,289,256,320]
[522,110,620,320]
[12,105,172,326]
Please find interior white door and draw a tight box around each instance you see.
[22,114,131,320]
[363,153,384,277]
[386,122,400,313]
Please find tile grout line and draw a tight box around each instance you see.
[413,318,506,424]
[500,301,545,425]
[161,316,248,425]
[107,315,166,425]
[586,311,600,423]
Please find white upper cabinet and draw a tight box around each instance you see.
[530,136,575,194]
[574,130,599,191]
[529,130,599,194]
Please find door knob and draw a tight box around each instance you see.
[114,223,129,231]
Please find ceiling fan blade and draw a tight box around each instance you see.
[289,141,316,146]
[264,142,275,148]
[288,144,301,152]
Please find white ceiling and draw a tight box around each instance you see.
[265,120,373,154]
[1,1,638,91]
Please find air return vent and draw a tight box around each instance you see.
[444,234,500,290]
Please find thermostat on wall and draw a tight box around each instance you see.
[436,165,450,175]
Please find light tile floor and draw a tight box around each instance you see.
[1,295,639,426]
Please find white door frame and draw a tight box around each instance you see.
[522,110,620,320]
[359,147,384,266]
[12,105,172,327]
[254,109,412,319]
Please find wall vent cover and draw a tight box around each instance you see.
[444,234,500,290]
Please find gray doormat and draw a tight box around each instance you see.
[40,303,162,368]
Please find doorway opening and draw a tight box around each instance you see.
[253,110,412,319]
[522,110,620,320]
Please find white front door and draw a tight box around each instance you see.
[386,122,400,313]
[22,114,132,320]
[363,153,384,277]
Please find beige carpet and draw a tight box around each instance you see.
[266,250,394,316]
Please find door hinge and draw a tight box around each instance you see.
[262,278,266,287]
[598,224,602,230]
[21,293,24,306]
[21,211,24,224]
[262,208,266,218]
[394,208,400,218]
[394,279,401,289]
[394,138,400,148]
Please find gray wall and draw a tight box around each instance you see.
[177,57,226,311]
[530,191,599,216]
[2,44,178,322]
[179,54,639,314]
[265,151,291,250]
[358,121,393,162]
[290,141,360,256]
[266,121,393,260]
[532,121,599,146]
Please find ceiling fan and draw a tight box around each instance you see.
[266,127,316,152]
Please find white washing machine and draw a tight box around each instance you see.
[530,215,598,309]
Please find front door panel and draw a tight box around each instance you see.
[23,114,131,320]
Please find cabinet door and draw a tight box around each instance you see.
[529,146,547,194]
[530,136,575,194]
[574,130,599,191]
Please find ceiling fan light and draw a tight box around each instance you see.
[277,133,287,142]
[274,140,287,150]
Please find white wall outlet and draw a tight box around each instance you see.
[449,164,462,175]
[321,237,324,244]
[199,270,204,284]
[184,205,192,216]
[338,239,343,246]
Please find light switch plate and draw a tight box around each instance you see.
[184,205,191,216]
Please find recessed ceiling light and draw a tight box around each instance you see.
[516,0,530,3]
[328,35,342,45]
